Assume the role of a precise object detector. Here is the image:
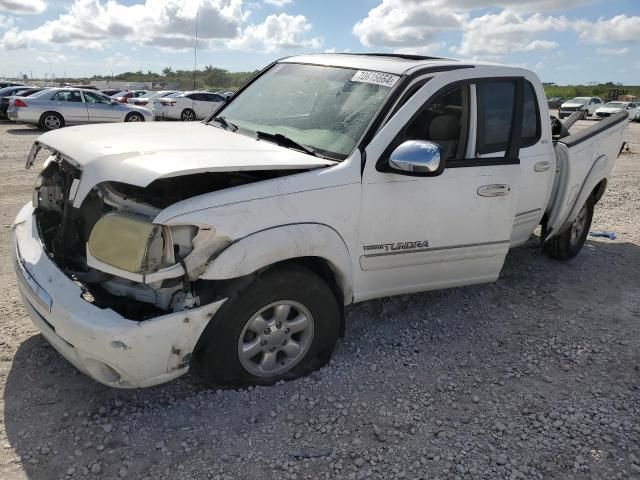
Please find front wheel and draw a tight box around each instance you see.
[543,198,594,260]
[194,265,340,386]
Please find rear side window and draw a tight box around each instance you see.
[476,81,515,154]
[51,91,82,102]
[476,80,540,155]
[522,81,540,146]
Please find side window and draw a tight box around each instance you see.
[476,81,515,155]
[51,91,81,102]
[522,81,540,147]
[83,91,110,104]
[401,85,468,161]
[188,93,203,101]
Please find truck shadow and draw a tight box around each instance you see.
[5,127,41,136]
[3,239,639,479]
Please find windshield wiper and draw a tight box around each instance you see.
[212,116,238,132]
[255,130,326,159]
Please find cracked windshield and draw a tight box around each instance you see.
[218,63,398,159]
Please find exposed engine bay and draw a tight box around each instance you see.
[33,155,299,320]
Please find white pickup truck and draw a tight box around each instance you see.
[13,54,628,388]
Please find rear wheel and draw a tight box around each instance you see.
[39,112,64,130]
[125,112,144,122]
[181,108,196,121]
[194,265,340,386]
[543,198,594,260]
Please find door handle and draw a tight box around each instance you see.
[477,184,511,197]
[534,161,551,172]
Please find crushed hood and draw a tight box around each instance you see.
[28,122,337,206]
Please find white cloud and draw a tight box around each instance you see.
[1,0,321,54]
[454,10,566,58]
[228,13,321,52]
[353,1,463,48]
[596,46,629,56]
[1,0,247,50]
[576,15,640,44]
[264,0,292,6]
[0,0,46,15]
[36,52,68,63]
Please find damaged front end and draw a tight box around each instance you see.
[31,150,293,320]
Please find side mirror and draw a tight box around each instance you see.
[387,140,443,175]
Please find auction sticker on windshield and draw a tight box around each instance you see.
[351,71,400,88]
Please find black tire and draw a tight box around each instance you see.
[194,265,340,386]
[543,197,594,260]
[39,112,64,130]
[125,112,144,122]
[181,108,196,121]
[581,110,588,120]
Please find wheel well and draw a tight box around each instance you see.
[591,179,607,204]
[264,257,346,337]
[193,256,347,338]
[39,111,63,123]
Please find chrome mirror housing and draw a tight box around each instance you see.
[388,140,442,174]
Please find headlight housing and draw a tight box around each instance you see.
[87,213,164,274]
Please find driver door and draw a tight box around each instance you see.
[355,70,521,302]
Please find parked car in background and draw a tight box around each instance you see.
[8,88,153,130]
[558,96,603,119]
[152,91,226,121]
[0,87,47,119]
[99,89,121,97]
[594,101,638,120]
[547,97,564,109]
[0,85,29,112]
[111,90,150,104]
[128,90,179,108]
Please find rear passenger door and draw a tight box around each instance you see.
[476,80,554,245]
[189,93,208,119]
[50,90,88,124]
[356,70,522,302]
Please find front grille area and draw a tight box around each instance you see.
[596,112,611,118]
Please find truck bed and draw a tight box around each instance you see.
[545,111,628,240]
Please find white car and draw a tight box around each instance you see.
[14,54,628,388]
[594,101,638,120]
[152,91,226,121]
[128,91,179,108]
[558,96,603,119]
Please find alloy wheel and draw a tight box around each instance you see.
[237,301,314,377]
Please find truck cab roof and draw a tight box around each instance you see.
[279,53,501,76]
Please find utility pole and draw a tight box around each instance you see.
[193,10,198,91]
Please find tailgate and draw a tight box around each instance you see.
[545,112,627,240]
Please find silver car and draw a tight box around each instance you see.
[7,87,153,130]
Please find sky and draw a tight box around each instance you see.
[0,0,638,84]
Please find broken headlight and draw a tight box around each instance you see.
[87,213,165,274]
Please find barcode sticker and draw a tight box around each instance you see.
[350,70,400,88]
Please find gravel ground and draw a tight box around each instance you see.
[0,117,639,480]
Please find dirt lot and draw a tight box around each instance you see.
[0,117,639,480]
